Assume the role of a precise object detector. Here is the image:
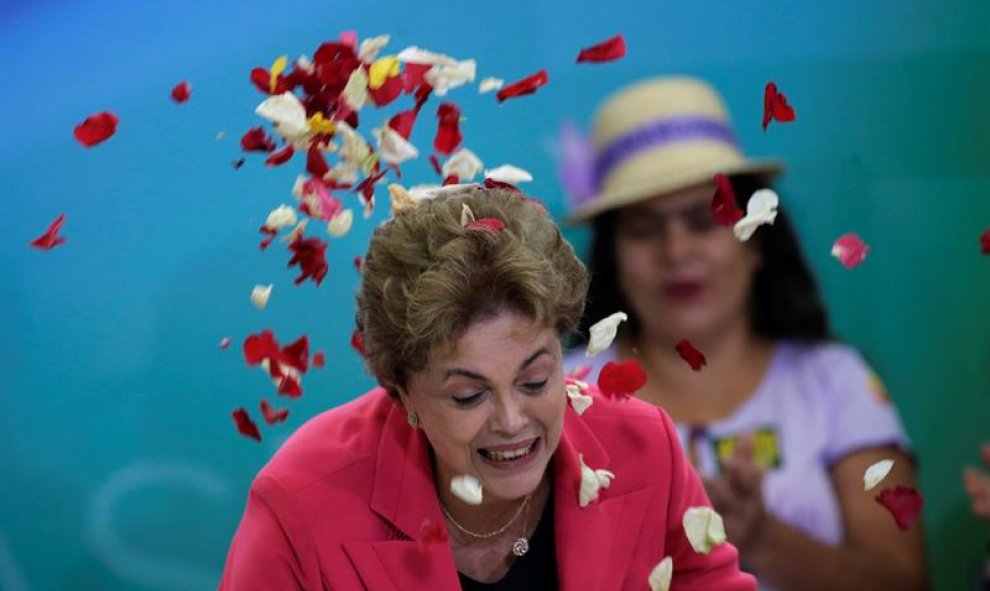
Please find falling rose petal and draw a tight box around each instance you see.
[375,125,420,165]
[434,103,463,155]
[251,284,273,309]
[278,374,303,398]
[648,556,673,591]
[327,209,354,237]
[231,408,262,442]
[568,364,592,381]
[461,204,476,227]
[864,459,895,491]
[417,518,449,554]
[576,34,627,63]
[215,131,226,141]
[260,398,289,425]
[353,256,363,272]
[387,109,419,141]
[981,229,990,254]
[232,158,246,169]
[388,184,419,213]
[597,359,647,400]
[249,67,271,94]
[674,339,706,371]
[306,144,331,179]
[831,233,870,269]
[281,220,308,244]
[287,235,329,286]
[450,474,483,505]
[484,164,532,184]
[369,73,404,106]
[350,329,366,356]
[312,351,326,368]
[29,213,67,250]
[711,173,743,226]
[171,81,191,103]
[762,82,796,131]
[465,218,505,235]
[566,384,594,415]
[496,69,548,103]
[733,188,779,241]
[255,92,310,141]
[258,226,278,250]
[73,111,118,147]
[341,66,371,111]
[478,77,504,94]
[586,312,628,357]
[429,154,443,176]
[280,335,310,372]
[265,144,295,166]
[425,59,477,96]
[442,174,459,186]
[875,485,924,530]
[219,337,232,350]
[240,127,277,152]
[682,506,727,554]
[243,330,280,366]
[578,453,615,507]
[358,35,391,63]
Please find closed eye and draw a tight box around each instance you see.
[523,379,549,393]
[453,392,485,407]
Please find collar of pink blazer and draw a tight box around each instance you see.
[342,396,654,591]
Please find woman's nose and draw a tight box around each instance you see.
[491,394,527,435]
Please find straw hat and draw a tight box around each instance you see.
[566,76,785,222]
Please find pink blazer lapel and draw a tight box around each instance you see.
[342,540,461,591]
[553,407,654,591]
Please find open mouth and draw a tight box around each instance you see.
[478,438,539,463]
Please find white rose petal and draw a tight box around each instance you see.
[648,556,673,591]
[586,312,628,357]
[425,59,477,96]
[733,188,779,242]
[461,204,476,227]
[864,459,895,491]
[251,284,273,310]
[255,92,310,142]
[578,454,615,508]
[327,209,354,237]
[485,164,533,184]
[358,34,391,63]
[374,126,420,165]
[682,506,727,554]
[396,46,458,67]
[450,474,483,505]
[335,121,371,167]
[443,148,485,182]
[281,219,309,243]
[479,77,505,94]
[566,384,594,416]
[294,54,313,73]
[342,67,370,111]
[265,204,298,230]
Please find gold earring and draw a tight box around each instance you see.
[407,410,419,428]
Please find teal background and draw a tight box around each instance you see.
[1,1,987,589]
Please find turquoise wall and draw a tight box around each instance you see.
[1,1,987,589]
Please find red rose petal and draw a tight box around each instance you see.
[429,154,443,176]
[980,229,990,255]
[278,374,303,398]
[30,213,67,250]
[243,330,280,366]
[483,178,521,192]
[674,339,707,371]
[232,408,262,442]
[434,102,463,155]
[280,335,310,372]
[260,398,290,425]
[576,34,627,63]
[442,174,459,186]
[73,111,118,147]
[313,351,326,368]
[369,74,404,107]
[250,67,271,94]
[875,485,924,531]
[353,256,363,271]
[287,235,329,286]
[466,218,505,234]
[171,81,191,103]
[351,329,366,356]
[496,69,549,103]
[711,173,743,226]
[402,63,433,93]
[832,233,869,269]
[597,359,647,400]
[265,144,295,167]
[763,82,796,131]
[258,225,279,250]
[417,518,449,553]
[306,144,330,178]
[240,127,277,152]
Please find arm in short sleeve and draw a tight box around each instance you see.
[818,346,912,466]
[658,408,757,591]
[218,475,321,591]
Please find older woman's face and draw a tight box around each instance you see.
[614,180,760,342]
[400,311,566,504]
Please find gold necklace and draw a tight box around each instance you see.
[440,493,532,556]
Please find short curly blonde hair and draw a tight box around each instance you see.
[356,187,588,396]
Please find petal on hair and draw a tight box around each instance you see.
[388,183,419,213]
[451,474,484,505]
[566,384,594,415]
[465,218,505,234]
[576,34,627,63]
[443,148,484,181]
[864,459,894,491]
[733,188,779,241]
[647,556,673,591]
[674,339,706,371]
[232,408,262,442]
[460,204,476,226]
[479,77,504,94]
[578,453,615,507]
[586,312,628,357]
[484,164,532,184]
[831,233,870,269]
[251,284,273,309]
[682,506,726,554]
[597,359,647,400]
[875,485,924,530]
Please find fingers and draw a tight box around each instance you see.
[703,477,733,511]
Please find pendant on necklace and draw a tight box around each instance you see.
[512,536,529,557]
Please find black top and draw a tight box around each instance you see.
[457,494,558,591]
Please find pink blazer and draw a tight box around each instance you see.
[218,387,756,590]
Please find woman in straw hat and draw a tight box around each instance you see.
[561,77,927,590]
[219,187,757,590]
